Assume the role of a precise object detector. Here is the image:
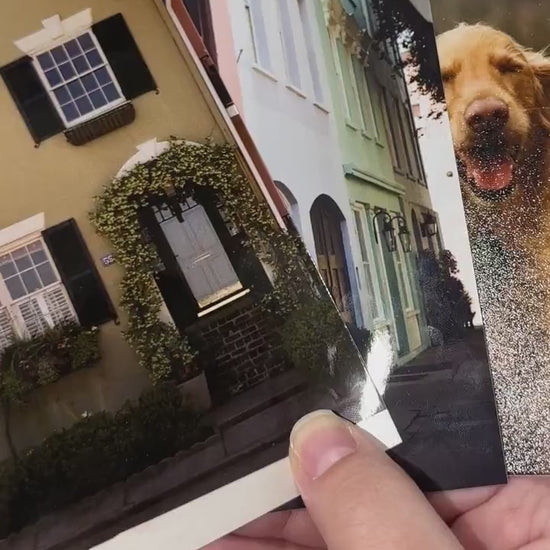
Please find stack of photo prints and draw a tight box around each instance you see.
[0,0,546,548]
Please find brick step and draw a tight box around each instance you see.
[207,369,308,430]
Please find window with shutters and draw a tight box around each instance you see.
[34,32,125,127]
[2,10,156,144]
[0,239,77,350]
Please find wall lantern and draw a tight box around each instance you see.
[420,212,438,238]
[372,211,411,253]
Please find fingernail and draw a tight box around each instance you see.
[290,410,357,480]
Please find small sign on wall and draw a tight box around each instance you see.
[101,254,115,267]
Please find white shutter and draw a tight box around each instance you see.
[16,296,50,337]
[43,285,76,326]
[14,284,77,338]
[0,306,14,351]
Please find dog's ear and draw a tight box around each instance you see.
[525,50,550,91]
[524,49,550,132]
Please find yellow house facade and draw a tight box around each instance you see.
[0,0,293,460]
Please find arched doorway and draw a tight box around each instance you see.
[274,181,301,233]
[310,195,354,324]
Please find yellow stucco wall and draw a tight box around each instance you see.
[0,0,228,459]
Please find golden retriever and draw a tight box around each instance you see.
[436,24,550,253]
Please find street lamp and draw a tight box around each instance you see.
[420,212,438,238]
[372,211,411,253]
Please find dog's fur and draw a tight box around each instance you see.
[436,24,550,255]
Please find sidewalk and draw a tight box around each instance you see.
[384,328,505,490]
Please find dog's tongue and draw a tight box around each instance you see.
[465,156,514,191]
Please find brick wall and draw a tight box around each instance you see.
[188,298,290,402]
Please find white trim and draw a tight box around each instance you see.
[14,9,93,56]
[0,213,45,250]
[31,30,126,128]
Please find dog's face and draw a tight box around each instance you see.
[437,24,550,202]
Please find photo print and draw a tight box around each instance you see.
[431,0,550,474]
[0,0,506,549]
[0,2,397,549]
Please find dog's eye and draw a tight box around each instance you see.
[441,71,455,83]
[496,60,523,74]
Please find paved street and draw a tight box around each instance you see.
[384,328,506,491]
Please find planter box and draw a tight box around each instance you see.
[177,371,212,412]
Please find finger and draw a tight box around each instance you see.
[235,510,325,548]
[202,534,319,550]
[428,484,503,523]
[289,410,462,550]
[451,476,550,550]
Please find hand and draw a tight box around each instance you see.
[205,410,550,549]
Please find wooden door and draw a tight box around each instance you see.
[156,200,242,308]
[311,200,353,324]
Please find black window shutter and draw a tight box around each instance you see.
[93,14,157,100]
[0,57,64,144]
[42,219,117,327]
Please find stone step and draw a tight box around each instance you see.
[207,369,308,430]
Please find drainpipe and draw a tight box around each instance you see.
[166,0,290,224]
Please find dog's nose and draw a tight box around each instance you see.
[465,98,509,132]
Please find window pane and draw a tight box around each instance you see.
[75,95,93,115]
[102,83,120,102]
[12,249,32,271]
[86,49,102,68]
[58,61,76,80]
[45,68,62,87]
[72,55,90,73]
[0,255,16,278]
[249,0,271,70]
[62,103,79,122]
[78,33,94,51]
[36,263,57,287]
[94,67,111,86]
[54,86,71,105]
[51,45,68,64]
[5,276,26,300]
[81,73,99,91]
[37,51,54,70]
[28,242,48,265]
[89,89,107,109]
[21,270,42,294]
[278,0,301,88]
[68,80,85,99]
[65,39,81,57]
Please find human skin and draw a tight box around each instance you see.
[204,410,550,550]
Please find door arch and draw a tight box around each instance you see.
[310,195,354,324]
[274,181,301,233]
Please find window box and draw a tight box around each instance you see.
[64,101,135,146]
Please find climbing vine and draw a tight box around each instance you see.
[90,139,310,384]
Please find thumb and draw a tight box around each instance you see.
[289,410,462,550]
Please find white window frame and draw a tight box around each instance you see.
[32,31,126,128]
[352,58,379,139]
[13,9,126,129]
[297,0,324,103]
[277,0,302,90]
[245,0,272,72]
[0,233,77,347]
[352,205,385,325]
[331,35,361,126]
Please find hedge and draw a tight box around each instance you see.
[0,383,211,537]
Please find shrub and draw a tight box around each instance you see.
[279,297,368,395]
[0,383,211,537]
[0,323,100,402]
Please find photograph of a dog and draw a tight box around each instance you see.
[433,8,550,473]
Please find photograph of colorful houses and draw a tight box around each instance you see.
[0,1,505,548]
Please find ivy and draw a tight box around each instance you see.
[90,139,309,384]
